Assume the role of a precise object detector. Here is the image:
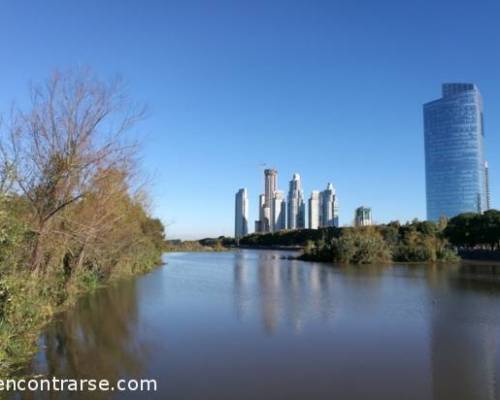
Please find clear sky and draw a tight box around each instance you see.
[1,0,499,239]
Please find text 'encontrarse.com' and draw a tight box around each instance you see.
[0,377,158,392]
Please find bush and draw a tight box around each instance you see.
[333,228,392,264]
[295,221,458,264]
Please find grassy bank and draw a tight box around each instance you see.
[0,70,166,378]
[0,252,162,378]
[0,193,165,379]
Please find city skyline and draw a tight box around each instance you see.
[238,169,343,236]
[0,1,499,239]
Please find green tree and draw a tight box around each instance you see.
[479,210,500,250]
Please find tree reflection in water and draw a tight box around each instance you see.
[12,251,500,400]
[18,278,148,400]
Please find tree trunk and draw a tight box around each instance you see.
[30,222,47,273]
[76,246,86,271]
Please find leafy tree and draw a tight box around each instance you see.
[3,69,144,272]
[478,210,500,250]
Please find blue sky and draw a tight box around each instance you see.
[1,0,499,239]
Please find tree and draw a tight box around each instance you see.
[445,213,480,249]
[480,210,500,250]
[3,69,144,272]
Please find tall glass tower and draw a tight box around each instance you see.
[424,83,489,221]
[234,188,248,239]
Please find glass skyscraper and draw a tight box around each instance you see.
[423,83,489,221]
[234,188,248,239]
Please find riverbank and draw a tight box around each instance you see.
[459,249,500,262]
[165,237,235,253]
[238,244,303,251]
[0,70,167,379]
[164,242,228,253]
[0,254,164,379]
[17,250,500,400]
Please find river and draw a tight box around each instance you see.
[17,250,500,399]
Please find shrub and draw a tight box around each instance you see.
[333,228,392,264]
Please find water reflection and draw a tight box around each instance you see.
[233,251,394,336]
[233,252,248,320]
[429,265,499,400]
[15,251,500,400]
[17,279,148,400]
[234,251,339,335]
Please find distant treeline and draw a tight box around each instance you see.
[240,228,339,248]
[241,220,460,264]
[165,237,235,252]
[0,70,165,377]
[240,211,500,264]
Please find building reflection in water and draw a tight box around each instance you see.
[233,252,500,399]
[233,251,249,320]
[428,265,499,400]
[233,250,338,335]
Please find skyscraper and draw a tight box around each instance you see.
[255,168,284,233]
[235,188,248,239]
[424,83,489,221]
[255,193,268,233]
[287,173,305,230]
[308,191,320,229]
[319,183,339,227]
[263,169,277,232]
[272,191,286,231]
[354,206,372,227]
[264,169,277,208]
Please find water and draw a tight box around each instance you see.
[18,250,500,399]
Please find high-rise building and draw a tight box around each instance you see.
[255,169,284,233]
[319,183,339,227]
[255,193,269,233]
[264,169,278,232]
[235,188,248,239]
[272,191,286,231]
[308,191,320,229]
[287,173,305,230]
[264,169,277,208]
[354,206,372,227]
[424,83,489,221]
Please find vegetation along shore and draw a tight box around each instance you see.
[240,211,500,264]
[0,70,166,378]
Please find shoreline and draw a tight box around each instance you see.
[236,245,303,251]
[0,259,164,380]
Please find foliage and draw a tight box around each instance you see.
[444,210,500,250]
[247,221,459,264]
[300,227,392,264]
[0,70,165,378]
[239,227,340,247]
[165,236,233,252]
[333,227,392,264]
